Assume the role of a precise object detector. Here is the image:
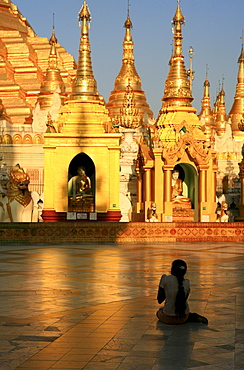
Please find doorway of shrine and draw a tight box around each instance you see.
[173,163,199,222]
[68,153,95,213]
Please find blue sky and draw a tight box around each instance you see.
[14,0,244,117]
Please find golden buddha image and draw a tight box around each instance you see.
[171,170,191,205]
[70,166,92,202]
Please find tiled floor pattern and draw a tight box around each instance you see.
[0,242,243,369]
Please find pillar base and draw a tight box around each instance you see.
[234,216,244,222]
[42,210,66,222]
[42,210,122,222]
[97,210,122,222]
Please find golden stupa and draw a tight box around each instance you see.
[37,28,67,111]
[134,1,218,222]
[106,9,153,124]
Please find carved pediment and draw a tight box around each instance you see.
[162,132,212,166]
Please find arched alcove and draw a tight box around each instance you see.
[23,134,32,144]
[68,153,95,213]
[174,163,198,221]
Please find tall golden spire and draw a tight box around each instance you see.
[229,45,244,141]
[215,81,227,136]
[106,4,153,122]
[72,0,99,100]
[37,27,66,110]
[198,69,215,146]
[161,0,193,108]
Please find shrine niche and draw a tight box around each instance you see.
[160,131,217,222]
[68,153,95,213]
[135,126,218,222]
[171,165,196,222]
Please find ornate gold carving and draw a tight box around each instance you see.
[46,112,57,133]
[162,131,211,166]
[114,79,142,129]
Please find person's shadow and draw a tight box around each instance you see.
[155,320,203,369]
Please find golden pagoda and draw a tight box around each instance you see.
[134,0,218,222]
[37,28,67,111]
[229,46,244,141]
[106,7,153,123]
[42,0,122,222]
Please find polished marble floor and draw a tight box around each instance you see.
[0,242,243,370]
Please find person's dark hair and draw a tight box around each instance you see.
[171,259,187,316]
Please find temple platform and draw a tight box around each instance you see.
[0,221,244,244]
[0,241,243,369]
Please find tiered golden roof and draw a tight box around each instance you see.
[37,29,67,110]
[229,46,244,141]
[0,0,35,37]
[0,0,75,126]
[161,0,193,109]
[106,9,153,122]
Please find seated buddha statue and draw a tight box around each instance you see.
[70,166,92,201]
[171,170,191,205]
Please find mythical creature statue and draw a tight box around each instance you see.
[0,164,34,222]
[216,201,229,222]
[146,202,159,222]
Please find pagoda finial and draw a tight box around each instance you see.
[72,0,98,100]
[162,0,193,108]
[49,19,58,68]
[222,75,225,90]
[241,29,244,49]
[238,35,244,63]
[124,0,133,42]
[127,0,131,17]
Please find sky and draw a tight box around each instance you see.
[13,0,244,117]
